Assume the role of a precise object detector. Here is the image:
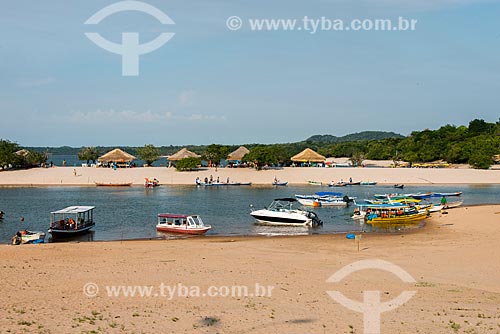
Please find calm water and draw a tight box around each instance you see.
[0,184,499,243]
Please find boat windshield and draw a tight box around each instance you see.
[268,200,295,211]
[189,215,204,227]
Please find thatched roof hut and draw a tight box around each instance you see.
[15,149,30,157]
[227,146,250,162]
[167,148,201,161]
[98,148,136,163]
[291,148,326,162]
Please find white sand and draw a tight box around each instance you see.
[0,166,498,186]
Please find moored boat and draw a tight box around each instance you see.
[156,214,211,235]
[11,230,45,245]
[443,200,463,209]
[360,181,377,185]
[364,205,429,225]
[433,192,463,197]
[295,192,352,207]
[48,206,95,239]
[95,182,132,187]
[308,180,322,186]
[273,181,288,186]
[250,198,322,227]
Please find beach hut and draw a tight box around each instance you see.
[14,149,30,157]
[291,148,326,164]
[167,148,201,161]
[98,148,136,165]
[227,146,250,164]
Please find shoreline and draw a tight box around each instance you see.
[1,205,499,333]
[0,166,499,186]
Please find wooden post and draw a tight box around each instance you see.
[355,234,362,252]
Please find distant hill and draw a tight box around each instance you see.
[305,131,404,143]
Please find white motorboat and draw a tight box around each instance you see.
[250,198,322,227]
[156,214,211,235]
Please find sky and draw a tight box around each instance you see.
[1,0,499,146]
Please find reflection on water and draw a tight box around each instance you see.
[0,184,498,243]
[48,230,95,243]
[252,225,311,236]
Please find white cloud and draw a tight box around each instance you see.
[188,114,226,121]
[67,109,172,123]
[65,109,225,124]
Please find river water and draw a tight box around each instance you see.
[0,184,498,243]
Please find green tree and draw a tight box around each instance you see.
[175,157,201,171]
[349,151,365,167]
[243,146,279,169]
[0,140,22,168]
[77,147,100,164]
[24,150,47,167]
[202,144,230,166]
[468,119,493,136]
[137,144,160,166]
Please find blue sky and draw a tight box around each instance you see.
[1,0,499,146]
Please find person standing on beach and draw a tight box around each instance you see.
[73,169,77,177]
[441,196,447,206]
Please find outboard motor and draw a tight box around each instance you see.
[306,211,322,226]
[343,195,350,204]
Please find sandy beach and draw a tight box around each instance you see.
[0,166,499,186]
[1,205,499,333]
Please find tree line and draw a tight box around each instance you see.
[2,118,499,170]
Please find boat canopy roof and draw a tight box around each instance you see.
[356,203,406,208]
[158,213,197,218]
[316,191,342,197]
[51,206,95,214]
[273,198,297,202]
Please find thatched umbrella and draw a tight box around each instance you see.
[98,148,136,163]
[15,149,30,157]
[291,148,326,163]
[227,146,250,162]
[167,148,201,161]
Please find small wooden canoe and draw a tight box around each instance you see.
[95,182,132,187]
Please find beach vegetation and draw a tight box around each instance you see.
[202,144,231,166]
[136,144,160,166]
[0,139,46,169]
[77,147,99,164]
[175,157,201,171]
[243,146,279,169]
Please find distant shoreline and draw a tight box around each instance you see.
[0,166,498,186]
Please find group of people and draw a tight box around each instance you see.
[195,175,230,185]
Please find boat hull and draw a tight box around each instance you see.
[48,223,95,238]
[366,212,428,225]
[156,225,211,235]
[95,182,132,187]
[273,182,288,186]
[250,209,315,226]
[297,198,347,207]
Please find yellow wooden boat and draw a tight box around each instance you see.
[364,206,429,225]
